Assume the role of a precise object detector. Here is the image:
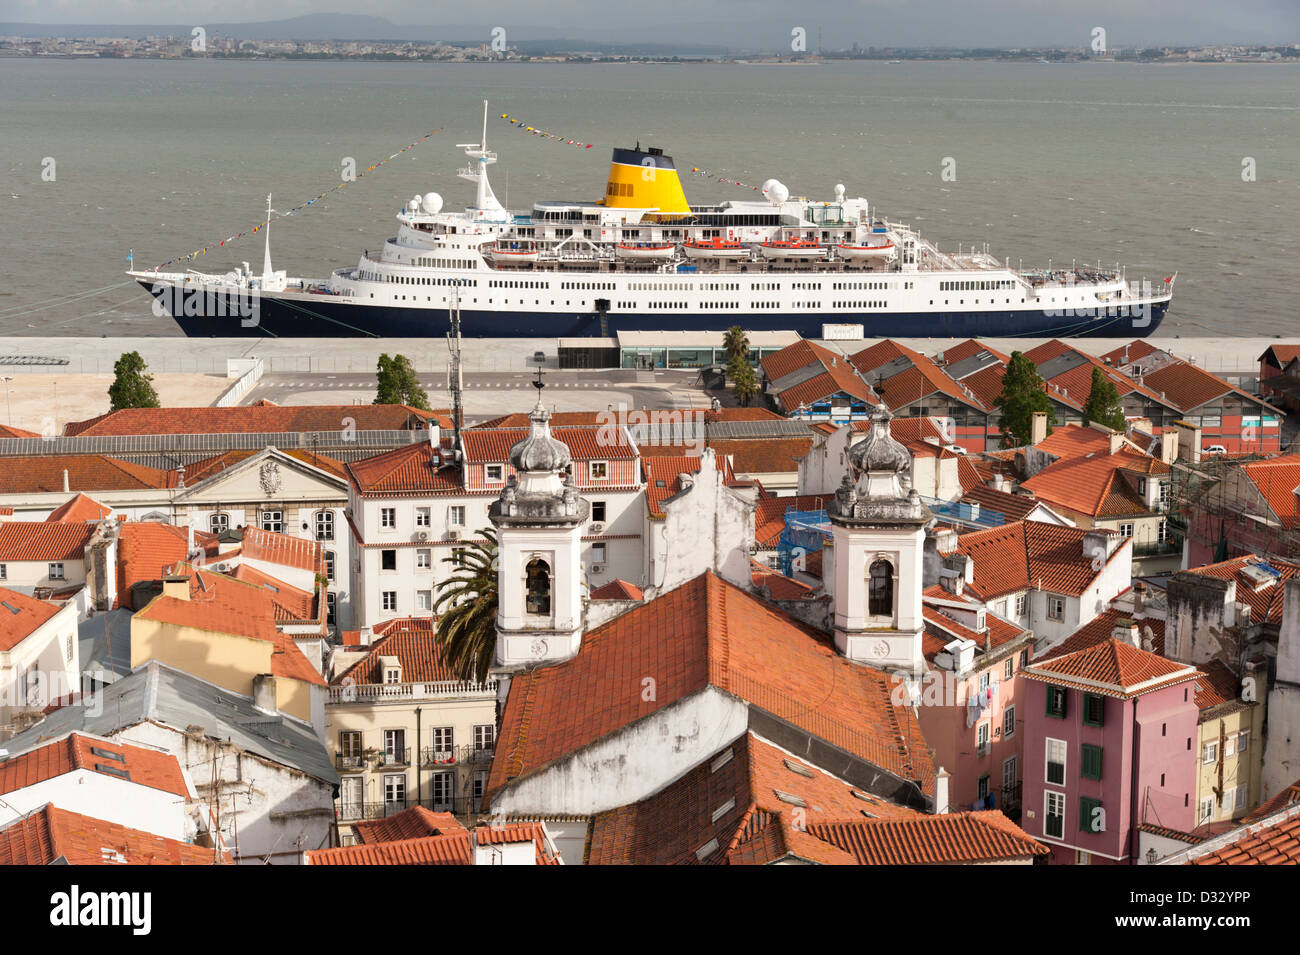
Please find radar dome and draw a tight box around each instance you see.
[762,179,789,204]
[422,192,444,214]
[834,183,846,201]
[408,195,422,212]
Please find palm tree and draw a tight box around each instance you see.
[722,325,750,366]
[432,527,499,684]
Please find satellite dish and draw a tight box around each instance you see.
[422,192,444,214]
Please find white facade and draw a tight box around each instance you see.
[648,450,754,596]
[1264,578,1300,800]
[0,600,79,733]
[0,764,192,841]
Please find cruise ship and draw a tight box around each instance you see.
[131,103,1172,339]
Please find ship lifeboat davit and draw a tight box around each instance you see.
[836,241,895,261]
[683,238,750,260]
[487,242,539,263]
[760,239,826,259]
[616,242,675,260]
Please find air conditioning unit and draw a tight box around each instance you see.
[591,564,606,575]
[447,529,462,540]
[590,522,605,535]
[414,531,429,541]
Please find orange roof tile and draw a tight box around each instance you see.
[959,485,1049,523]
[65,404,444,437]
[1239,456,1300,528]
[1140,361,1240,413]
[118,522,199,606]
[805,810,1048,864]
[589,579,644,601]
[353,805,465,844]
[306,822,556,865]
[1183,555,1300,624]
[0,586,62,652]
[0,455,173,493]
[954,521,1121,600]
[643,455,738,519]
[1023,449,1166,518]
[1186,805,1300,865]
[347,441,462,497]
[0,423,40,438]
[753,494,830,547]
[1048,609,1166,658]
[0,805,225,865]
[751,561,817,600]
[1195,659,1243,712]
[238,526,324,573]
[0,733,189,798]
[184,448,350,484]
[1243,781,1300,825]
[462,425,636,465]
[44,493,112,523]
[0,521,94,561]
[1023,637,1199,698]
[227,563,321,625]
[332,623,464,686]
[489,572,936,805]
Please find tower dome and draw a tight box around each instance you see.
[509,401,571,474]
[848,408,911,476]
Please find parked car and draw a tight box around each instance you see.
[1203,444,1227,455]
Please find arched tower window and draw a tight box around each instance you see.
[868,559,894,618]
[525,558,552,615]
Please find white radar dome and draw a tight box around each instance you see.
[834,183,846,202]
[763,180,789,204]
[408,195,422,213]
[422,192,444,214]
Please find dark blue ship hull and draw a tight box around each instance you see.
[139,281,1169,340]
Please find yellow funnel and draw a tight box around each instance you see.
[601,145,692,219]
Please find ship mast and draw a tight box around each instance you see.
[261,193,274,281]
[447,286,464,455]
[456,100,507,220]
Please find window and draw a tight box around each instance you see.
[209,513,229,535]
[380,507,396,529]
[1047,594,1065,621]
[448,505,465,527]
[1233,784,1248,812]
[485,464,504,483]
[1005,658,1014,680]
[315,510,334,541]
[977,722,989,755]
[1199,796,1214,823]
[1019,648,1029,668]
[472,771,489,801]
[430,727,454,759]
[1046,686,1067,719]
[591,542,607,565]
[384,666,400,684]
[978,774,990,800]
[384,729,407,764]
[1118,522,1133,537]
[474,724,496,751]
[1083,693,1105,727]
[589,460,609,480]
[1079,796,1104,833]
[382,591,397,612]
[979,671,990,693]
[339,730,362,763]
[1081,743,1103,780]
[591,501,607,523]
[381,549,397,571]
[326,591,336,625]
[430,772,454,811]
[1015,594,1026,617]
[868,559,893,617]
[340,777,363,818]
[383,774,406,809]
[1137,477,1147,496]
[526,558,551,615]
[48,562,65,581]
[1045,791,1065,839]
[1202,740,1218,764]
[260,510,282,533]
[416,507,431,527]
[416,548,432,570]
[1046,738,1066,785]
[1003,705,1016,738]
[1225,734,1236,758]
[416,590,431,611]
[324,550,335,580]
[1002,756,1017,793]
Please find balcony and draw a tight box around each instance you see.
[976,741,991,757]
[336,795,481,822]
[335,753,366,771]
[421,743,497,768]
[1001,783,1022,815]
[1132,537,1181,558]
[373,747,411,768]
[328,678,498,705]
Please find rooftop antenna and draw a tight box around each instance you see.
[446,286,464,454]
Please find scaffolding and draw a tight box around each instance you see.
[778,508,831,576]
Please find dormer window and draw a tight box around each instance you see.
[384,667,400,684]
[589,461,609,480]
[486,464,505,483]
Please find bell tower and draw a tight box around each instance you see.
[827,408,929,672]
[488,372,588,667]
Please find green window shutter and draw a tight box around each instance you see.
[1083,694,1105,727]
[1081,744,1103,780]
[1079,797,1101,832]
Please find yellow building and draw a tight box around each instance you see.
[131,571,327,729]
[327,618,498,846]
[1192,660,1266,828]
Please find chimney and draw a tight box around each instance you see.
[161,575,190,600]
[1160,430,1179,465]
[934,768,950,815]
[1133,581,1146,618]
[1082,530,1111,569]
[1031,411,1048,446]
[1109,432,1124,455]
[252,673,277,714]
[1112,617,1140,647]
[62,469,70,493]
[1174,420,1201,465]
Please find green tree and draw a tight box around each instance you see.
[729,355,760,407]
[108,351,161,411]
[994,351,1055,447]
[1082,366,1126,433]
[723,325,750,366]
[374,353,431,410]
[432,528,498,684]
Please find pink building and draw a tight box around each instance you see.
[1021,629,1201,865]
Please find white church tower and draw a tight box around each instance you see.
[488,376,588,667]
[827,409,929,673]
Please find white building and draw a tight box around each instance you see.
[0,586,80,738]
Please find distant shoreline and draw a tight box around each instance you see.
[1,53,1297,65]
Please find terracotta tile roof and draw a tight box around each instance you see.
[353,805,465,844]
[45,493,112,523]
[763,340,879,411]
[1239,456,1300,528]
[347,441,463,496]
[134,570,325,686]
[489,572,936,806]
[0,733,189,798]
[959,485,1050,523]
[462,425,636,465]
[753,494,830,547]
[920,601,1026,663]
[332,621,466,686]
[1260,345,1300,368]
[1183,555,1300,624]
[1098,340,1164,367]
[1023,449,1165,518]
[760,339,845,382]
[941,339,1011,365]
[847,339,911,376]
[1049,609,1166,658]
[954,521,1121,600]
[1024,339,1169,411]
[1023,637,1199,698]
[643,455,739,519]
[185,449,350,484]
[0,521,94,562]
[0,423,40,438]
[1140,361,1240,413]
[590,579,644,601]
[959,363,1010,411]
[1243,781,1300,825]
[238,526,324,573]
[1185,805,1300,865]
[118,522,200,607]
[65,403,444,437]
[0,586,62,652]
[710,437,813,475]
[585,732,918,865]
[1138,822,1206,845]
[0,804,225,865]
[0,455,174,494]
[849,341,989,413]
[751,561,817,600]
[306,822,557,865]
[228,563,321,625]
[479,407,784,429]
[805,810,1049,864]
[1194,660,1243,712]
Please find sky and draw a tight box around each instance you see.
[1,0,1297,48]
